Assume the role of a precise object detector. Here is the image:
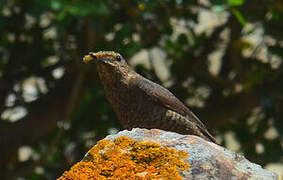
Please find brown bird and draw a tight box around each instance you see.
[84,51,217,143]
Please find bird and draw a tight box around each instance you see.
[83,51,217,143]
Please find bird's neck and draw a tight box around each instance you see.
[97,65,132,87]
[98,66,135,109]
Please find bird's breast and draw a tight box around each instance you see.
[103,81,151,123]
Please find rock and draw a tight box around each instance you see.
[105,128,277,180]
[58,128,277,180]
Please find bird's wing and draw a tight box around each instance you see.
[130,75,217,143]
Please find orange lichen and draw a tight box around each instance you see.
[57,136,189,180]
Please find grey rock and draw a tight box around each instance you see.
[105,128,278,180]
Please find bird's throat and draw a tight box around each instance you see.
[97,63,133,107]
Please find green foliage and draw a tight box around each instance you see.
[231,8,246,26]
[0,0,283,179]
[228,0,245,6]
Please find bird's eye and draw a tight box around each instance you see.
[89,52,97,60]
[116,55,121,61]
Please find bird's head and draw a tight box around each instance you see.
[83,51,131,82]
[83,51,128,66]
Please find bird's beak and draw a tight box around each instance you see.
[83,55,93,63]
[83,52,97,63]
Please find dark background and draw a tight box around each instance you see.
[0,0,282,179]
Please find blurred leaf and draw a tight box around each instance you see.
[210,0,226,6]
[268,45,283,57]
[65,1,109,16]
[228,0,244,6]
[123,41,141,56]
[232,8,246,26]
[56,10,67,21]
[177,33,188,45]
[243,67,269,89]
[0,0,7,11]
[232,39,253,51]
[164,24,173,35]
[51,0,62,10]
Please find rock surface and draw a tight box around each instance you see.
[104,128,277,180]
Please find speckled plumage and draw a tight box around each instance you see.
[84,51,217,143]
